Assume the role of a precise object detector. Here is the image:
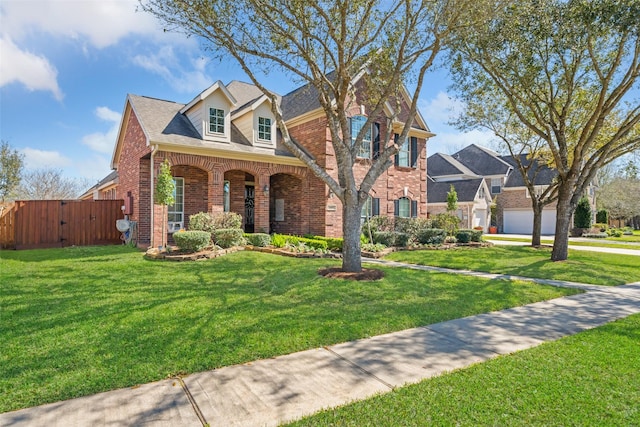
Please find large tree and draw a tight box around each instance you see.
[16,169,89,200]
[449,0,640,260]
[0,141,24,202]
[141,0,489,272]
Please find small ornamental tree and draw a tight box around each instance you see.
[596,209,608,225]
[447,184,458,213]
[574,196,592,230]
[154,159,175,249]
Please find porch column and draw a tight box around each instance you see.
[254,173,270,233]
[208,168,224,215]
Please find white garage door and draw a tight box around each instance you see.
[503,209,556,235]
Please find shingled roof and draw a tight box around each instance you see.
[451,144,512,176]
[427,153,479,178]
[500,154,557,187]
[427,177,485,203]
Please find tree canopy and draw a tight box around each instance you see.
[141,0,491,271]
[0,141,24,202]
[449,0,640,260]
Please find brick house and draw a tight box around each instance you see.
[108,78,433,247]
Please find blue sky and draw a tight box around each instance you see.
[0,0,493,184]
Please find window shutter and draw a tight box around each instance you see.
[372,197,380,216]
[410,137,418,168]
[394,199,399,216]
[394,133,399,166]
[373,123,380,159]
[411,200,418,218]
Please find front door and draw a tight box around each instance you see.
[244,185,255,233]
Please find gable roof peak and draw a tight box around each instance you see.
[180,80,237,114]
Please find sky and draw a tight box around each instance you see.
[0,0,494,186]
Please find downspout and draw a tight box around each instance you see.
[150,144,159,247]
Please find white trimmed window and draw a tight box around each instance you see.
[258,117,271,141]
[209,108,225,134]
[167,177,184,232]
[491,178,502,194]
[398,137,410,167]
[351,115,372,158]
[223,180,230,212]
[397,197,410,218]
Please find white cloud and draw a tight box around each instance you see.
[0,0,159,49]
[21,148,72,169]
[0,37,63,100]
[428,129,497,155]
[420,92,465,125]
[132,46,213,93]
[74,154,112,182]
[82,107,121,154]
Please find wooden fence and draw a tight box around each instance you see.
[0,203,15,249]
[0,199,124,250]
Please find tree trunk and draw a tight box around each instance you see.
[551,194,573,261]
[341,197,363,273]
[531,202,543,247]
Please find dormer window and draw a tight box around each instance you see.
[258,117,272,141]
[209,108,225,134]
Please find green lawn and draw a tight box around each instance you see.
[289,313,640,426]
[487,235,640,250]
[385,245,640,285]
[0,246,578,413]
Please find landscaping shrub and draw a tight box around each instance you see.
[395,217,433,243]
[593,223,609,232]
[172,230,211,252]
[212,212,243,229]
[298,237,328,250]
[271,234,287,248]
[373,231,408,247]
[305,235,343,251]
[213,228,245,248]
[363,215,395,238]
[574,196,592,229]
[361,243,387,252]
[455,229,481,243]
[416,228,447,245]
[596,209,609,225]
[432,213,460,235]
[582,232,608,238]
[188,212,216,233]
[244,233,271,247]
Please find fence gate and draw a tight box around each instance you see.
[13,199,124,250]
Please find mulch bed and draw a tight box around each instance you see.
[318,267,385,281]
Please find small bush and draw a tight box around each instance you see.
[395,217,434,243]
[244,233,271,247]
[362,243,387,252]
[306,235,343,251]
[298,237,328,250]
[596,209,608,225]
[213,212,243,229]
[582,232,608,238]
[373,231,408,247]
[432,213,460,235]
[455,229,483,243]
[444,235,457,244]
[172,230,211,252]
[416,228,447,245]
[213,228,245,248]
[271,234,287,248]
[593,223,609,232]
[188,212,216,233]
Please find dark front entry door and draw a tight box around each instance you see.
[244,185,255,233]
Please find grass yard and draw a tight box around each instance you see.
[487,235,640,250]
[289,313,640,426]
[0,246,579,413]
[385,245,640,285]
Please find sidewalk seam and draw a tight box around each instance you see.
[177,377,208,426]
[323,347,396,391]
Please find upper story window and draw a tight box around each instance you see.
[394,134,418,168]
[258,117,272,141]
[351,115,372,158]
[478,186,485,199]
[491,178,502,194]
[209,108,225,134]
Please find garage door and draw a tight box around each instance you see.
[503,209,556,235]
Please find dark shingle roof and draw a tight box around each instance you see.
[280,80,324,121]
[451,144,512,176]
[427,153,478,178]
[500,154,557,187]
[427,177,484,203]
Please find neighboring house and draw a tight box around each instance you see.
[107,78,433,247]
[79,170,119,201]
[426,176,492,230]
[430,144,596,235]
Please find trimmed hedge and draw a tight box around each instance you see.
[456,229,483,243]
[271,234,328,250]
[373,231,409,247]
[416,228,447,245]
[213,228,245,248]
[172,230,211,252]
[244,233,271,247]
[304,235,344,251]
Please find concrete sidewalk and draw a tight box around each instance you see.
[2,277,640,427]
[485,235,640,256]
